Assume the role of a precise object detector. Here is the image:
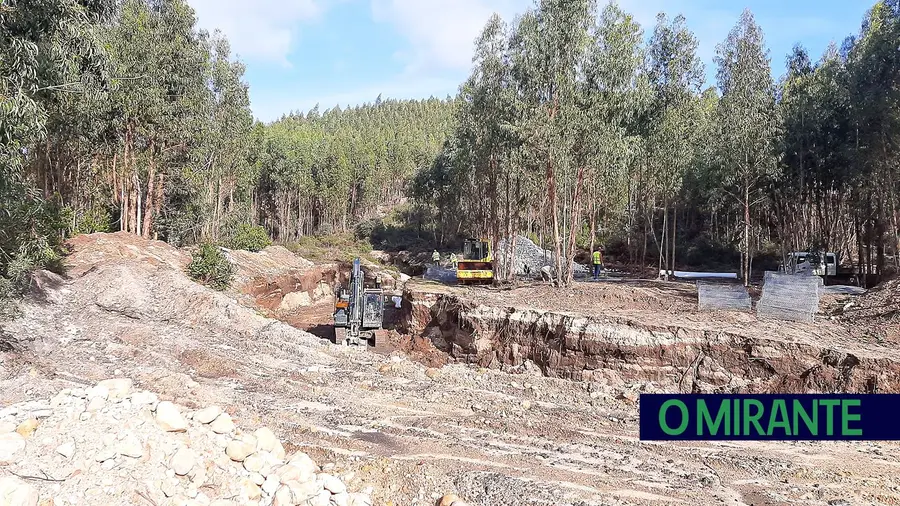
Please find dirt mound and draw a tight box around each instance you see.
[64,232,337,318]
[224,246,315,291]
[65,232,190,278]
[4,245,332,407]
[836,278,900,342]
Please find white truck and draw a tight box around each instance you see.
[780,251,838,277]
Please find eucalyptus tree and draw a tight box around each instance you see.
[185,32,255,244]
[508,0,598,285]
[577,3,648,275]
[645,13,704,274]
[844,0,900,278]
[105,0,211,239]
[0,0,114,281]
[776,43,853,265]
[454,13,522,279]
[713,9,779,285]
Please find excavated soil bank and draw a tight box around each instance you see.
[245,264,341,312]
[401,282,900,394]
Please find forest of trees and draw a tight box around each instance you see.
[414,0,900,286]
[2,0,899,293]
[258,99,454,241]
[0,0,453,300]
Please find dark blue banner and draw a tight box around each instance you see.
[639,394,900,440]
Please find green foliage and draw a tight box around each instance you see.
[71,204,113,235]
[713,9,779,283]
[225,224,271,252]
[187,242,234,290]
[0,276,21,321]
[288,234,373,263]
[0,0,113,296]
[355,206,433,251]
[0,191,68,278]
[256,98,454,242]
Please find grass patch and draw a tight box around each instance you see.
[286,234,374,263]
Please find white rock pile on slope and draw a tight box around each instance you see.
[496,235,589,278]
[0,378,370,506]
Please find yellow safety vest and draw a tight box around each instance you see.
[592,251,602,264]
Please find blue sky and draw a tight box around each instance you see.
[185,0,875,122]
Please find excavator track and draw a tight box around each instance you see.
[372,330,392,355]
[333,326,347,345]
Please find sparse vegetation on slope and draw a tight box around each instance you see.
[187,242,234,290]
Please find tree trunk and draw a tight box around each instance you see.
[154,172,164,241]
[671,201,677,274]
[744,182,751,286]
[111,152,119,206]
[564,165,587,286]
[134,174,141,235]
[659,201,667,278]
[142,142,156,238]
[121,132,131,233]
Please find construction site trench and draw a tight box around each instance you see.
[257,259,900,396]
[393,282,899,394]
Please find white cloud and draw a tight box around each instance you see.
[187,0,323,65]
[370,0,532,74]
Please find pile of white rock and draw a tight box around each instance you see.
[0,378,371,506]
[496,235,589,278]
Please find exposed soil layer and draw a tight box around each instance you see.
[246,264,341,311]
[401,280,900,394]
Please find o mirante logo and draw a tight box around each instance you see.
[640,394,895,441]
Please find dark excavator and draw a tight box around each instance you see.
[332,258,387,347]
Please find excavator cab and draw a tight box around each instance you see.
[333,258,386,346]
[457,238,493,284]
[463,239,491,262]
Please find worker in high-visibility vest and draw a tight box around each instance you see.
[592,248,604,280]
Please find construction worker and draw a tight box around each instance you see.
[592,248,604,280]
[450,252,458,269]
[432,249,440,266]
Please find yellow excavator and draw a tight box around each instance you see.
[456,238,493,284]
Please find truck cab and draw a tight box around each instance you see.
[781,251,837,277]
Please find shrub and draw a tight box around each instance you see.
[226,224,271,252]
[71,204,112,235]
[187,242,234,291]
